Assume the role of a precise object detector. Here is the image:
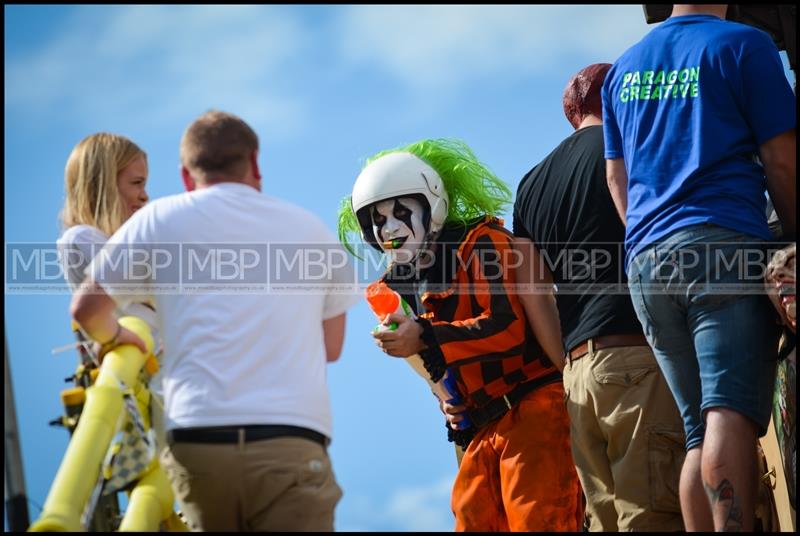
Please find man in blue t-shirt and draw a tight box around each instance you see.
[602,4,795,532]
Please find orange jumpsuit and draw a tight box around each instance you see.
[387,217,583,531]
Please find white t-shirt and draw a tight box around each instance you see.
[88,182,359,438]
[58,224,163,399]
[57,224,108,292]
[57,225,158,326]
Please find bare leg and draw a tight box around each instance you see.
[702,408,759,531]
[680,446,713,531]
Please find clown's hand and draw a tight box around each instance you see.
[372,313,427,357]
[439,397,468,430]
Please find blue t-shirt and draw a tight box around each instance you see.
[602,14,796,269]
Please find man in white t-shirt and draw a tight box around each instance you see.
[71,110,358,532]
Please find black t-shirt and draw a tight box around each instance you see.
[513,125,643,351]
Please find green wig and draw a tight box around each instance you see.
[337,138,512,256]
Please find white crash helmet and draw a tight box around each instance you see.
[351,152,449,250]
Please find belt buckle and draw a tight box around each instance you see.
[502,393,512,410]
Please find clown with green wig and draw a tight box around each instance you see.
[338,139,583,531]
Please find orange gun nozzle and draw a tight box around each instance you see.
[365,281,400,319]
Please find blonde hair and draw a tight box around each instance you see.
[60,133,146,236]
[180,110,258,183]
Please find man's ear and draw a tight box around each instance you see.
[181,166,196,192]
[250,150,261,181]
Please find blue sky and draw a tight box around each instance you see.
[6,5,790,532]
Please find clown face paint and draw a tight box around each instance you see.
[370,197,428,265]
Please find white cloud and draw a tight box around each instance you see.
[6,6,654,134]
[335,5,651,91]
[337,474,455,532]
[385,475,455,531]
[6,5,310,138]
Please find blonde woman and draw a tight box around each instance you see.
[56,132,164,445]
[58,133,149,291]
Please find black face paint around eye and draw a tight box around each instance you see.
[394,199,417,238]
[371,205,386,239]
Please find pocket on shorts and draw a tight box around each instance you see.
[591,359,657,387]
[296,454,329,487]
[689,288,742,310]
[648,428,685,513]
[296,453,341,500]
[690,241,767,310]
[295,454,343,512]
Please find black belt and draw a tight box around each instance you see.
[467,371,562,430]
[167,425,328,447]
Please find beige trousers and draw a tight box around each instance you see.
[161,435,342,532]
[563,344,685,531]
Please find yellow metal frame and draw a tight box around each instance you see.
[30,316,187,532]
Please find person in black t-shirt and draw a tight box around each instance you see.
[512,63,685,531]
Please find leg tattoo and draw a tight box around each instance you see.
[704,479,743,531]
